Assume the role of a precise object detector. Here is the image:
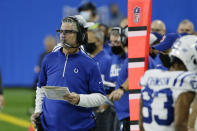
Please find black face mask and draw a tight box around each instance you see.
[84,43,97,54]
[111,46,124,55]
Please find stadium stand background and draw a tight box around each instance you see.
[0,0,196,87]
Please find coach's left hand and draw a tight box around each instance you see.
[64,92,80,105]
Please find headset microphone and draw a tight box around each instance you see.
[62,43,79,48]
[62,42,73,48]
[62,37,79,48]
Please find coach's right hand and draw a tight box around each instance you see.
[31,112,41,125]
[64,92,80,105]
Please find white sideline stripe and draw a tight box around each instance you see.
[129,94,141,100]
[130,125,139,130]
[129,62,144,68]
[128,31,147,37]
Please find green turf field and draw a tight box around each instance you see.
[0,88,35,131]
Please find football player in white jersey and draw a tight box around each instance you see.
[139,35,197,131]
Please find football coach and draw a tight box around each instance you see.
[31,15,106,131]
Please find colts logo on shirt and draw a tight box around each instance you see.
[74,68,79,73]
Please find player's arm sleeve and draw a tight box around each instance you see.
[77,63,106,108]
[35,57,48,113]
[174,92,195,131]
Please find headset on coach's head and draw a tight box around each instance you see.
[56,16,88,48]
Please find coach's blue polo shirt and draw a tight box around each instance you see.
[114,58,129,121]
[93,50,111,81]
[37,49,105,131]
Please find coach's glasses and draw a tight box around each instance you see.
[56,30,78,34]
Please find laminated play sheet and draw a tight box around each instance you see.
[42,86,70,100]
